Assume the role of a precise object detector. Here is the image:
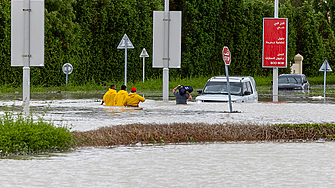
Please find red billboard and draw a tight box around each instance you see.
[262,18,288,68]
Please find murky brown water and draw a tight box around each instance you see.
[1,142,335,187]
[1,85,335,103]
[1,85,335,187]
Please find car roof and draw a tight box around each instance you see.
[208,76,252,82]
[279,74,305,77]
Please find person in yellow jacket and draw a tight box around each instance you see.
[123,87,145,107]
[101,84,117,106]
[115,85,128,106]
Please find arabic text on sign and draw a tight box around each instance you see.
[274,22,285,26]
[270,62,285,65]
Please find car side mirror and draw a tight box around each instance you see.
[303,80,307,83]
[197,89,202,94]
[244,91,251,95]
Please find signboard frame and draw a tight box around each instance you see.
[262,18,288,68]
[11,0,45,66]
[152,11,181,68]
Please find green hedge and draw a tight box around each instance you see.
[0,0,334,87]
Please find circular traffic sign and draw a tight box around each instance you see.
[62,63,73,74]
[222,46,231,65]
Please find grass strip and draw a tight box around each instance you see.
[74,122,335,146]
[2,111,335,158]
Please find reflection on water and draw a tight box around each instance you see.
[1,85,335,103]
[103,106,143,114]
[1,142,335,187]
[257,84,335,103]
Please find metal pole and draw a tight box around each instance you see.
[274,0,278,18]
[163,0,170,101]
[66,72,68,87]
[273,68,278,102]
[143,57,145,83]
[125,38,128,86]
[66,64,69,87]
[163,67,169,100]
[273,0,279,102]
[23,0,31,114]
[225,64,232,112]
[324,70,326,99]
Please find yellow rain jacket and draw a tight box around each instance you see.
[103,88,117,106]
[115,90,128,106]
[123,92,145,107]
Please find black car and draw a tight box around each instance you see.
[271,74,310,91]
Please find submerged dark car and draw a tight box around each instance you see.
[271,74,310,91]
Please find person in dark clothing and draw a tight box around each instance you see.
[173,85,192,104]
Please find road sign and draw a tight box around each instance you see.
[11,0,45,67]
[140,48,149,83]
[117,34,134,49]
[140,48,149,57]
[222,46,231,65]
[117,34,134,86]
[319,59,332,72]
[222,46,232,112]
[62,63,73,87]
[262,18,288,68]
[319,59,332,99]
[11,0,45,114]
[62,63,73,74]
[152,11,182,68]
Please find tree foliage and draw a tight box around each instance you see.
[0,0,334,87]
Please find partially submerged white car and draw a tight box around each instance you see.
[195,76,258,103]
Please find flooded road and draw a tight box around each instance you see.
[1,142,335,187]
[1,85,335,131]
[1,85,335,187]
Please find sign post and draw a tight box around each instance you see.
[11,0,45,114]
[153,0,182,101]
[62,63,73,87]
[117,34,134,87]
[262,0,287,102]
[222,46,232,113]
[140,48,149,83]
[262,17,288,102]
[319,59,332,100]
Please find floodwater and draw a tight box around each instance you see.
[2,142,335,187]
[1,85,335,187]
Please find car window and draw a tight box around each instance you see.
[287,77,297,84]
[279,76,302,84]
[230,84,242,95]
[290,77,301,84]
[246,81,253,94]
[243,83,247,93]
[249,77,257,92]
[278,77,288,84]
[203,81,242,95]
